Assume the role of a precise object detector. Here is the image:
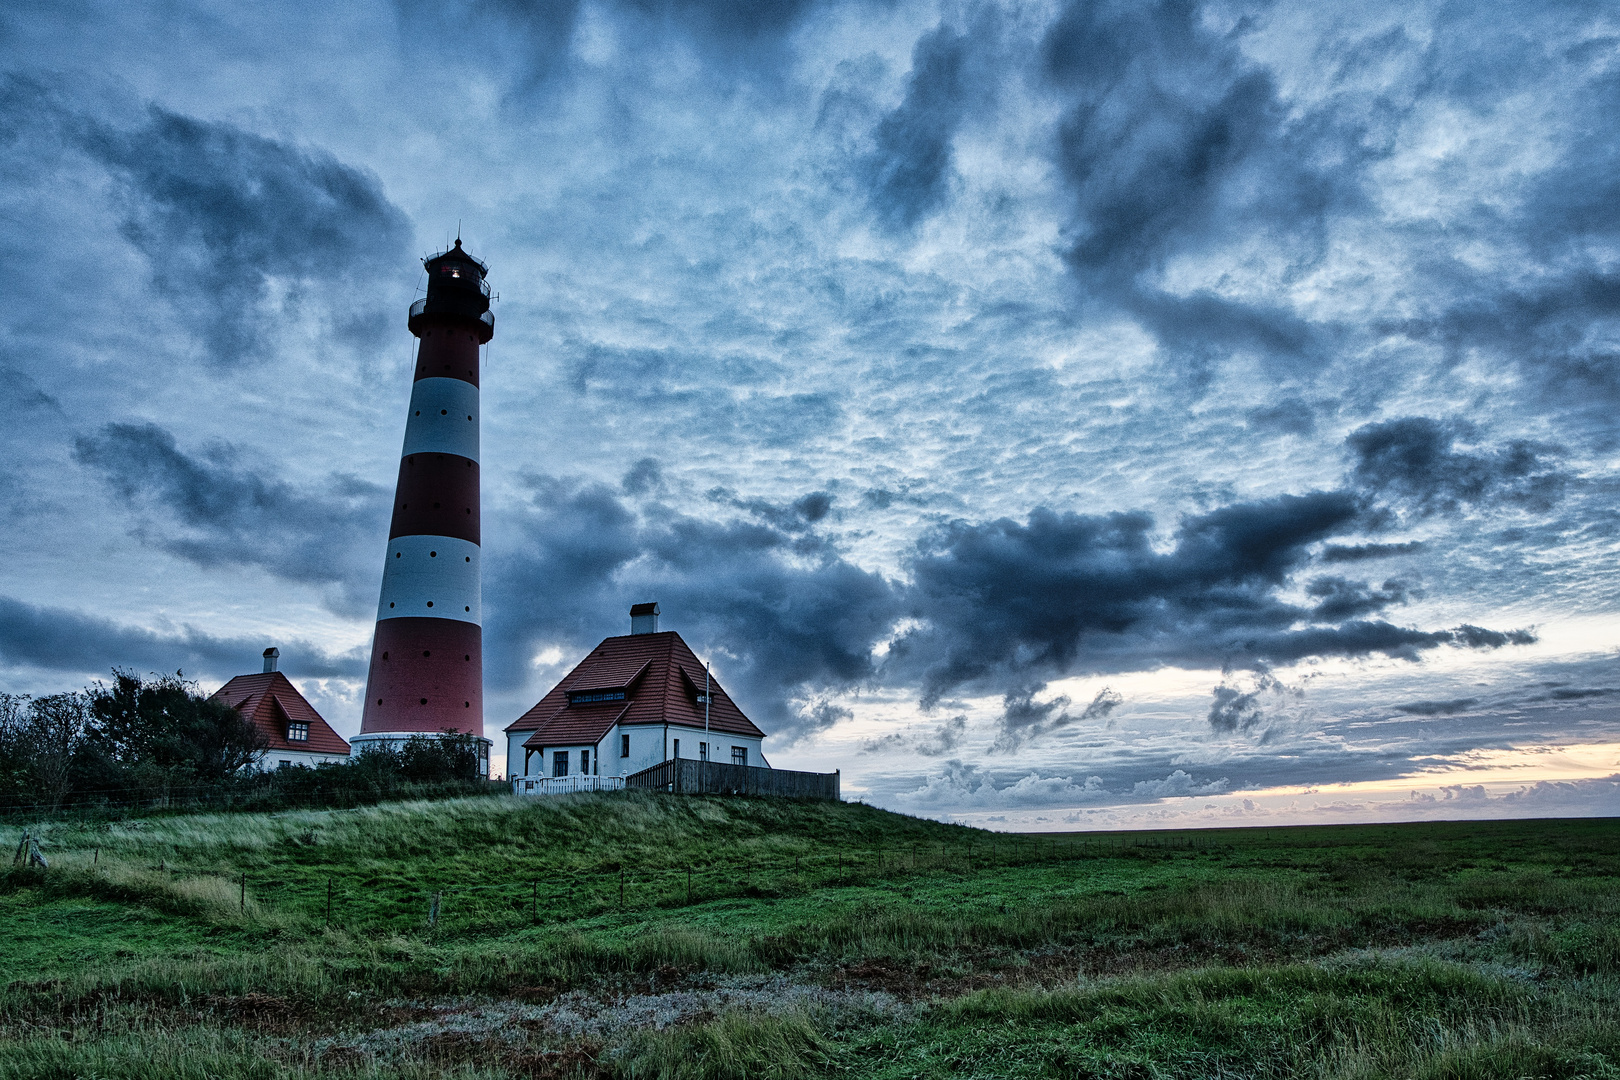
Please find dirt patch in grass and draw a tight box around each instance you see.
[205,992,322,1034]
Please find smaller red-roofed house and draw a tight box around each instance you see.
[211,649,352,770]
[505,604,767,783]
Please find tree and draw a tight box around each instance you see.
[89,671,266,790]
[24,693,92,811]
[0,694,31,804]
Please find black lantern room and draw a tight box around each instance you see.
[408,238,494,343]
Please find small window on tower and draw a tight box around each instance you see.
[287,721,309,742]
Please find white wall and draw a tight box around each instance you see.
[665,726,764,769]
[605,725,670,777]
[507,730,538,777]
[254,750,349,771]
[512,725,768,779]
[523,744,598,777]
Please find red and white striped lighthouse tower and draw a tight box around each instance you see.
[354,239,493,769]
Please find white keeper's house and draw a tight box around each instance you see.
[505,603,767,786]
[211,648,352,770]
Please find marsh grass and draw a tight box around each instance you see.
[1,799,1615,1078]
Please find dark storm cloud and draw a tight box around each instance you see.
[406,0,828,95]
[1305,576,1414,622]
[1545,687,1618,702]
[709,488,837,533]
[1246,398,1317,436]
[1379,57,1620,417]
[621,457,663,495]
[1320,542,1427,564]
[1207,675,1289,734]
[900,493,1372,701]
[1040,0,1353,368]
[860,23,972,230]
[1346,417,1566,516]
[0,368,61,413]
[74,422,390,610]
[1393,698,1478,717]
[0,76,410,363]
[861,715,966,756]
[616,0,824,43]
[1451,624,1538,649]
[485,472,1537,740]
[992,685,1121,752]
[83,106,411,361]
[0,595,362,682]
[484,475,899,736]
[792,491,834,523]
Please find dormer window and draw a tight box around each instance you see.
[567,689,625,705]
[287,721,309,742]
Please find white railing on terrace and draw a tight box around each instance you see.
[510,775,625,796]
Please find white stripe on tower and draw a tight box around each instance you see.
[401,378,480,460]
[375,536,481,623]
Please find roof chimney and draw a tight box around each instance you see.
[629,602,659,635]
[262,647,280,674]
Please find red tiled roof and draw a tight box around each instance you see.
[211,672,351,756]
[507,631,765,749]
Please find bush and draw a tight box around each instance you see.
[0,673,499,820]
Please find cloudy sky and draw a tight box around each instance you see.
[3,0,1618,829]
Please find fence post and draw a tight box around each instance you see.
[429,891,440,927]
[240,872,246,914]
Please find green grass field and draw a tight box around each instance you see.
[1,794,1616,1078]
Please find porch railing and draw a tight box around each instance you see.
[510,775,626,797]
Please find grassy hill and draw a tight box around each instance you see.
[1,794,1617,1078]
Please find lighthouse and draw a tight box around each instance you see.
[352,239,493,773]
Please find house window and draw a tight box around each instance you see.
[621,733,630,758]
[552,751,568,777]
[286,721,309,742]
[699,742,708,761]
[673,739,680,758]
[278,759,291,768]
[568,690,626,705]
[731,746,747,766]
[581,749,590,775]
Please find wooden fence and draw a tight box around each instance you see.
[626,759,840,800]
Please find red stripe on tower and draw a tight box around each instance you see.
[356,239,493,771]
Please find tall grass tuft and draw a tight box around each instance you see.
[617,1009,829,1080]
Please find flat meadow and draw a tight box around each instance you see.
[1,794,1616,1078]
